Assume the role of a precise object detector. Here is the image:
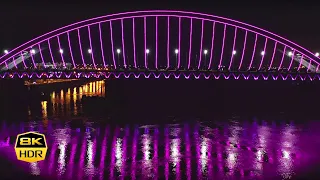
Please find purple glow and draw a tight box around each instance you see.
[198,20,204,69]
[132,18,137,68]
[47,40,57,69]
[121,19,127,68]
[167,16,170,69]
[38,44,46,68]
[307,59,312,72]
[57,36,66,68]
[258,38,268,70]
[269,42,277,70]
[109,21,116,69]
[239,30,247,70]
[77,29,86,67]
[228,27,237,70]
[66,32,76,68]
[144,17,147,69]
[297,55,304,71]
[218,24,227,68]
[288,50,295,71]
[208,22,215,70]
[20,52,27,68]
[98,23,106,68]
[155,16,158,69]
[248,34,258,70]
[29,48,37,68]
[12,57,17,69]
[188,18,193,69]
[178,17,181,69]
[278,46,287,71]
[87,26,96,68]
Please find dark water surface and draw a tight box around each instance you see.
[0,79,320,179]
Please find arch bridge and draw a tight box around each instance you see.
[1,10,319,81]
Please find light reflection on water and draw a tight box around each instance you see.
[0,119,319,179]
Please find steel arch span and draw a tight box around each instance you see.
[1,10,320,80]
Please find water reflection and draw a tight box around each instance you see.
[0,120,319,179]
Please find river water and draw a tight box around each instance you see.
[0,79,320,179]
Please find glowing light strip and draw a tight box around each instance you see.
[1,11,318,69]
[144,17,147,69]
[218,24,227,68]
[12,57,17,68]
[307,59,312,72]
[121,19,127,68]
[98,23,106,68]
[208,22,215,70]
[228,27,237,70]
[258,38,268,70]
[248,34,258,70]
[167,17,170,69]
[87,26,96,68]
[21,52,27,68]
[155,16,158,69]
[278,46,286,70]
[29,48,36,68]
[239,31,247,70]
[57,36,66,68]
[177,17,181,69]
[288,50,295,71]
[297,55,304,71]
[77,29,86,67]
[109,21,116,69]
[132,18,137,68]
[187,18,193,69]
[269,42,277,70]
[38,44,46,68]
[198,20,204,69]
[67,32,76,68]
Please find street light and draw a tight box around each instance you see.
[116,49,121,54]
[288,51,293,56]
[30,49,36,54]
[59,49,64,54]
[232,50,237,55]
[88,49,92,54]
[204,49,208,55]
[174,49,179,54]
[261,51,265,56]
[3,50,8,54]
[315,52,319,57]
[146,49,150,54]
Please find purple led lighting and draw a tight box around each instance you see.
[20,52,27,68]
[12,57,17,69]
[278,46,287,71]
[77,29,86,67]
[29,49,37,68]
[57,36,66,68]
[239,31,247,70]
[144,17,147,69]
[248,34,258,70]
[297,55,304,71]
[288,50,295,71]
[307,59,312,72]
[47,39,57,69]
[66,32,76,68]
[269,42,277,70]
[109,21,116,69]
[132,18,137,68]
[87,26,96,68]
[121,19,127,68]
[37,44,46,68]
[167,16,170,69]
[155,16,158,69]
[228,27,237,70]
[197,20,204,69]
[98,23,106,68]
[178,17,181,69]
[1,10,320,70]
[218,24,227,68]
[208,22,215,70]
[188,18,193,69]
[258,38,268,70]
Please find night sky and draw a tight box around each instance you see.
[0,1,319,53]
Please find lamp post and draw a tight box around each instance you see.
[175,49,179,69]
[116,49,121,68]
[204,49,208,69]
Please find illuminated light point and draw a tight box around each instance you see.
[175,49,179,54]
[116,49,121,54]
[146,49,150,54]
[288,51,293,56]
[232,50,237,55]
[204,49,208,55]
[3,50,8,54]
[315,52,319,57]
[30,49,36,54]
[88,49,92,54]
[261,51,265,56]
[59,49,64,54]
